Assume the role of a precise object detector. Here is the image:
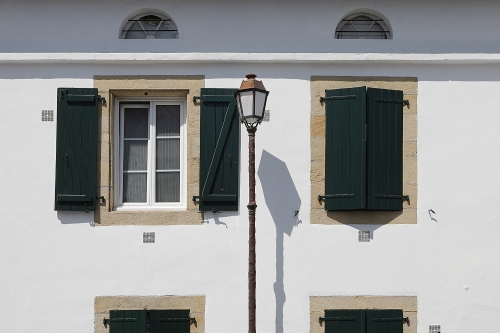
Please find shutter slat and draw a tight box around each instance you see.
[55,88,98,211]
[199,88,240,211]
[366,88,403,210]
[324,87,366,210]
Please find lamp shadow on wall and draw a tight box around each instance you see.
[257,150,301,333]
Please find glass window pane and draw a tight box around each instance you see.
[156,138,180,170]
[123,140,148,171]
[156,105,180,136]
[156,172,180,202]
[125,22,147,39]
[124,108,149,138]
[123,173,147,202]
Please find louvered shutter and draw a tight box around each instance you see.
[150,310,191,333]
[324,309,364,333]
[324,87,366,210]
[366,88,404,211]
[54,88,99,211]
[109,310,147,333]
[365,309,404,333]
[199,88,240,212]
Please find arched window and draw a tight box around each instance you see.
[121,12,178,39]
[336,13,391,39]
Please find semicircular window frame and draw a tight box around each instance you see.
[335,13,391,39]
[121,12,179,39]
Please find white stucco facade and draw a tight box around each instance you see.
[1,1,500,333]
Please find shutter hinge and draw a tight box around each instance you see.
[374,194,410,203]
[103,316,196,328]
[98,96,106,103]
[192,195,200,202]
[59,89,68,100]
[318,194,354,202]
[97,196,106,204]
[103,317,138,327]
[319,317,355,324]
[373,317,410,325]
[320,95,356,103]
[159,317,197,324]
[375,98,409,108]
[193,96,201,103]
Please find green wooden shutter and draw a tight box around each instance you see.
[199,88,240,212]
[150,310,191,333]
[324,309,364,333]
[324,87,366,210]
[366,88,404,211]
[109,310,147,333]
[366,309,404,333]
[54,88,99,211]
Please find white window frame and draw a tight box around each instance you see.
[114,97,187,210]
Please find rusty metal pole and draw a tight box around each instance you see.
[247,126,257,333]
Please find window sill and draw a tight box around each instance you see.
[114,205,188,212]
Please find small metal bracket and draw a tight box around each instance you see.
[192,96,201,103]
[97,196,106,204]
[211,208,222,213]
[192,196,200,202]
[402,195,410,203]
[98,96,106,103]
[103,318,110,328]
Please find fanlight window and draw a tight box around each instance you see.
[336,13,391,39]
[121,13,178,39]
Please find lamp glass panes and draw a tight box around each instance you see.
[235,75,269,127]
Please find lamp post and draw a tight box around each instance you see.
[235,74,269,333]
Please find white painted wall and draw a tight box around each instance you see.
[1,63,500,333]
[1,0,500,332]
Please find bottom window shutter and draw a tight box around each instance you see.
[365,309,404,333]
[324,309,364,333]
[199,88,240,212]
[150,310,191,333]
[109,310,147,333]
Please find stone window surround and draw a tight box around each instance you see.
[310,296,417,333]
[95,295,205,333]
[94,75,204,226]
[310,76,417,225]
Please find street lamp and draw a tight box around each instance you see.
[235,74,269,333]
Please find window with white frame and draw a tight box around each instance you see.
[115,99,186,209]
